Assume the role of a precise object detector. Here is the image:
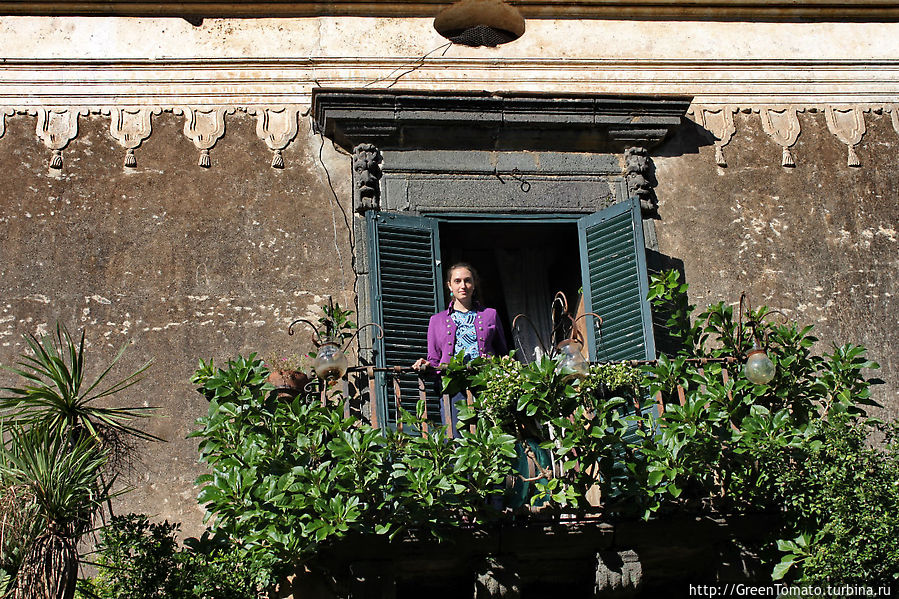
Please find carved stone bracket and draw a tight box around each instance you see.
[624,147,658,217]
[352,143,383,214]
[0,108,13,141]
[824,106,866,167]
[887,104,899,144]
[248,106,301,169]
[757,106,803,167]
[688,106,738,167]
[175,106,234,168]
[105,107,161,168]
[595,550,642,597]
[32,107,88,169]
[474,555,521,599]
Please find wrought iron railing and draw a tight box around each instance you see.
[304,357,739,434]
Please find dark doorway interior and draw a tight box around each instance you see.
[438,221,581,362]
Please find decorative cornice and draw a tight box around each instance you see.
[32,106,88,169]
[104,106,160,167]
[757,105,803,167]
[2,58,899,108]
[248,106,302,168]
[687,105,737,167]
[175,106,234,167]
[2,0,899,20]
[824,106,866,167]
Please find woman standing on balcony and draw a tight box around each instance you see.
[413,262,508,435]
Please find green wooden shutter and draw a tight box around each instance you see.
[578,197,656,362]
[578,198,658,453]
[368,211,443,427]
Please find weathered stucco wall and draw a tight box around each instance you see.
[0,110,353,532]
[655,110,898,421]
[1,106,896,529]
[1,14,898,529]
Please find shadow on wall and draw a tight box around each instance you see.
[655,118,715,159]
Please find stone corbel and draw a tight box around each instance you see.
[352,143,383,214]
[247,106,301,169]
[595,550,642,596]
[105,107,161,168]
[757,106,803,167]
[824,106,866,168]
[887,104,899,144]
[688,105,738,167]
[33,107,88,169]
[474,555,521,599]
[624,147,658,217]
[0,108,13,141]
[175,106,234,168]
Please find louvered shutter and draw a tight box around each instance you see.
[368,211,443,427]
[578,197,656,362]
[578,198,657,452]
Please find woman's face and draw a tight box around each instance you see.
[447,267,475,303]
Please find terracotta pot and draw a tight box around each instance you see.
[267,369,310,399]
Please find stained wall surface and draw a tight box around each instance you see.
[0,111,353,531]
[0,14,897,528]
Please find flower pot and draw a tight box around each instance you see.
[267,369,310,400]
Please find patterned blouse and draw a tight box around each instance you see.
[451,309,480,363]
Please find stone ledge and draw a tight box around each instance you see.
[3,1,899,21]
[313,90,692,152]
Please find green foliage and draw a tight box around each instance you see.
[447,353,651,513]
[189,355,518,571]
[770,421,899,582]
[0,325,153,599]
[80,514,275,599]
[318,301,356,344]
[646,270,895,583]
[189,275,894,584]
[1,324,155,447]
[0,426,112,535]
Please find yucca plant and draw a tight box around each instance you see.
[0,324,157,458]
[1,425,112,599]
[0,446,40,598]
[0,325,155,599]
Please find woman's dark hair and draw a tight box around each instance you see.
[445,262,479,285]
[445,262,480,301]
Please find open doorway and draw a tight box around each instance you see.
[438,220,582,363]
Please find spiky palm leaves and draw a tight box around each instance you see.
[1,325,155,446]
[0,325,153,599]
[1,427,111,599]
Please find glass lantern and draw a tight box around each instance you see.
[556,339,589,379]
[313,341,348,380]
[744,347,775,385]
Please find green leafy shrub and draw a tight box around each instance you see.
[645,270,896,582]
[445,353,651,512]
[189,278,895,584]
[189,355,518,573]
[81,514,275,599]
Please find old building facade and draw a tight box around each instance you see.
[0,3,897,574]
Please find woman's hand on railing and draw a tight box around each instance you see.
[412,358,431,372]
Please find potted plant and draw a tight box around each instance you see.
[264,353,311,399]
[288,298,382,382]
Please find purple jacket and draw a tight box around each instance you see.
[426,305,508,369]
